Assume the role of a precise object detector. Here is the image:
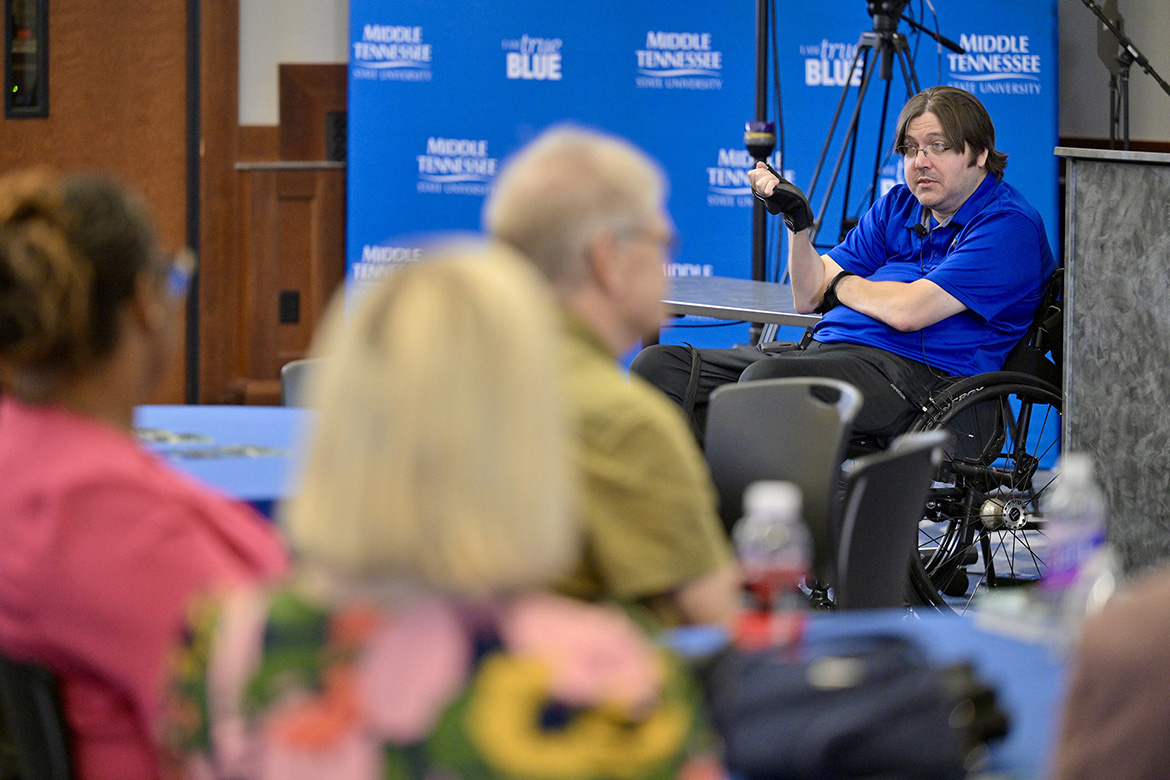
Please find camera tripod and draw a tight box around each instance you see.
[806,1,921,247]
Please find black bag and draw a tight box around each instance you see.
[699,634,1008,780]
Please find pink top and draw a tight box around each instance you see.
[0,396,290,780]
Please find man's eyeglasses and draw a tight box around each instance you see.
[895,141,953,160]
[167,248,197,298]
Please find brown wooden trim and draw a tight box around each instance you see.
[239,125,280,162]
[239,169,278,388]
[279,63,347,161]
[235,166,345,406]
[235,378,282,405]
[198,0,243,403]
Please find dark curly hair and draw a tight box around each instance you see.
[0,169,159,398]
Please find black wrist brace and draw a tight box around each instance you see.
[814,270,856,315]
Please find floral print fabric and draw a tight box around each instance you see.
[162,588,724,780]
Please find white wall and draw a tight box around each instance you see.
[238,0,348,126]
[239,0,1170,142]
[1058,0,1170,142]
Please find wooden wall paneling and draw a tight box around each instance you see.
[0,0,190,402]
[308,168,346,330]
[279,64,347,161]
[239,125,281,162]
[0,2,188,237]
[237,167,279,403]
[198,0,243,403]
[236,164,345,405]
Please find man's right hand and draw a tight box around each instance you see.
[748,161,814,234]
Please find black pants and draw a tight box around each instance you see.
[629,338,956,443]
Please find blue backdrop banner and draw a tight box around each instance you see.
[346,1,1057,349]
[347,2,756,295]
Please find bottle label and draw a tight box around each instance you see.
[735,609,808,651]
[741,562,807,609]
[1043,529,1105,590]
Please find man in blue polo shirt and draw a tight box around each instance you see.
[631,86,1057,441]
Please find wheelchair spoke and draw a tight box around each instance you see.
[909,374,1062,612]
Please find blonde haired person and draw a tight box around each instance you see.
[0,170,288,780]
[287,244,576,594]
[484,126,741,628]
[161,242,723,780]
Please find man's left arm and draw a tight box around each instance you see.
[833,275,968,332]
[832,208,1050,333]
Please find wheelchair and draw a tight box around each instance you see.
[904,270,1064,611]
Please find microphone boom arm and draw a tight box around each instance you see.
[896,13,964,55]
[1077,0,1170,100]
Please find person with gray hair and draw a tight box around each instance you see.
[485,126,741,629]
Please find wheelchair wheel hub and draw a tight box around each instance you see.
[980,497,1031,530]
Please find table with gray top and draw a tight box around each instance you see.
[653,276,821,346]
[663,275,821,328]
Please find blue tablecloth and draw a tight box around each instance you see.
[133,405,311,517]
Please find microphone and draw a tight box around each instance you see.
[914,223,928,238]
[744,120,776,162]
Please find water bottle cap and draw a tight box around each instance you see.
[1058,452,1096,483]
[743,481,802,517]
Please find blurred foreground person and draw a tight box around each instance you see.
[484,126,741,628]
[0,170,288,780]
[160,243,722,780]
[1051,567,1170,780]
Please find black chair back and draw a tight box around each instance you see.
[1001,267,1063,388]
[705,377,863,587]
[835,430,952,609]
[0,654,73,780]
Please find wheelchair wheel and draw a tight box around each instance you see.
[905,372,1062,612]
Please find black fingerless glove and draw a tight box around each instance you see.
[814,270,855,314]
[755,173,815,233]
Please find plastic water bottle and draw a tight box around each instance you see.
[1042,453,1107,591]
[733,481,811,650]
[1041,452,1119,650]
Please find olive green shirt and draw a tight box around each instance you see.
[556,313,733,626]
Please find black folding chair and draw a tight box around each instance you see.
[835,430,952,609]
[705,377,863,594]
[0,653,73,780]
